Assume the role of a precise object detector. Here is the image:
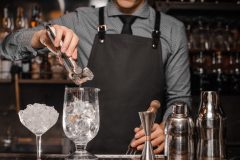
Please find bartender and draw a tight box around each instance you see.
[0,0,191,154]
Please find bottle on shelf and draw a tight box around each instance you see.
[31,56,41,80]
[199,0,219,4]
[21,58,32,79]
[230,52,240,93]
[49,53,65,80]
[40,53,52,79]
[210,19,230,93]
[0,7,12,42]
[29,6,43,28]
[0,57,12,80]
[0,7,13,80]
[15,7,26,30]
[190,17,211,92]
[30,6,40,28]
[0,57,2,79]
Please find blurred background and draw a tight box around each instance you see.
[0,0,240,158]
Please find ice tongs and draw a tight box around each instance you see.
[45,24,94,85]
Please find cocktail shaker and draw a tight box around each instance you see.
[164,102,194,160]
[196,91,225,160]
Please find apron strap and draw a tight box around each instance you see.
[152,11,161,49]
[98,7,106,43]
[153,11,166,122]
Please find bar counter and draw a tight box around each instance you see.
[0,153,164,160]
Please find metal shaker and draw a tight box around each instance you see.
[196,91,225,160]
[164,102,194,160]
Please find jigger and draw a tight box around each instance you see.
[139,111,156,160]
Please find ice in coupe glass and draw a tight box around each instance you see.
[18,103,59,160]
[63,87,100,159]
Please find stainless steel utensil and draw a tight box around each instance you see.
[164,102,194,160]
[45,24,93,85]
[139,111,156,160]
[196,91,225,160]
[125,100,161,155]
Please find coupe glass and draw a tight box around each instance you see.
[18,103,59,160]
[63,87,100,159]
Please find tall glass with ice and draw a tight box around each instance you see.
[63,87,100,159]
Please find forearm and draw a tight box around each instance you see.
[0,26,45,61]
[0,11,78,61]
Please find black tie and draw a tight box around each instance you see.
[118,15,137,35]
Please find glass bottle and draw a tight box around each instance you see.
[0,56,12,80]
[30,6,40,28]
[0,7,12,42]
[31,56,41,80]
[15,7,25,30]
[231,52,240,93]
[0,8,13,80]
[191,17,211,92]
[21,58,32,79]
[0,57,2,79]
[40,54,52,79]
[209,19,228,93]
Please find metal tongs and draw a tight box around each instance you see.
[45,24,94,85]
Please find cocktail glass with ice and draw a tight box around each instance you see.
[18,103,59,160]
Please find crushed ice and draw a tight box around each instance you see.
[18,103,59,135]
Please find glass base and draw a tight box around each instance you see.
[67,151,98,160]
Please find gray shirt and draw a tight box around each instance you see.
[0,0,191,121]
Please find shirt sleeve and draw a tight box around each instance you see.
[0,11,79,61]
[162,23,192,121]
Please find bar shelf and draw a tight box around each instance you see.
[156,1,240,12]
[18,79,73,84]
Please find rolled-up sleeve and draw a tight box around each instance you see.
[163,23,192,121]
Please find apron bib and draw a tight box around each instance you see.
[83,7,165,154]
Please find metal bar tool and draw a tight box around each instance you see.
[45,24,94,85]
[126,100,160,155]
[138,111,156,160]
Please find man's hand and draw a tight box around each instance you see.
[31,24,79,60]
[131,123,165,154]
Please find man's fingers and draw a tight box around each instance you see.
[151,135,165,147]
[134,127,141,133]
[72,48,78,60]
[151,126,164,139]
[151,123,161,131]
[54,27,63,47]
[136,144,144,151]
[131,135,145,148]
[40,34,58,54]
[153,142,164,154]
[66,35,79,57]
[135,123,162,136]
[134,128,145,139]
[61,30,73,55]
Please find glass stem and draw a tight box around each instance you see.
[36,135,42,160]
[75,144,87,154]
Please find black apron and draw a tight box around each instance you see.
[84,7,165,154]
